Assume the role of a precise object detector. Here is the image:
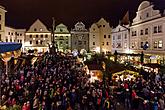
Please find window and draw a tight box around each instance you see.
[0,15,1,21]
[40,28,43,31]
[84,41,86,45]
[30,35,32,38]
[41,35,43,38]
[34,28,37,31]
[145,28,148,35]
[10,39,12,42]
[102,42,104,45]
[103,25,105,27]
[124,34,127,39]
[6,39,8,42]
[60,36,63,40]
[36,41,38,44]
[153,26,157,33]
[20,40,22,43]
[140,30,143,35]
[117,43,121,48]
[117,35,121,39]
[107,42,109,45]
[17,40,19,42]
[11,33,13,35]
[104,35,106,38]
[141,42,144,48]
[158,25,162,33]
[93,42,95,45]
[60,41,63,44]
[66,36,68,38]
[45,34,48,38]
[108,35,111,38]
[36,35,38,38]
[132,31,137,36]
[146,13,149,18]
[8,32,10,35]
[30,41,32,44]
[20,34,22,36]
[40,40,43,45]
[75,42,77,45]
[113,36,115,40]
[66,41,68,44]
[124,42,127,48]
[93,28,95,31]
[154,41,158,48]
[158,40,163,48]
[0,34,1,41]
[0,24,1,30]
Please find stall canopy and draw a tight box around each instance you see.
[0,42,22,53]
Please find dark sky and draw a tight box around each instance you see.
[0,0,164,29]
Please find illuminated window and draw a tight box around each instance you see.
[158,40,163,48]
[154,41,158,48]
[124,42,127,48]
[40,28,43,31]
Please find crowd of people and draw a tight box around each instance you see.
[0,52,165,110]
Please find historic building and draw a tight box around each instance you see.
[71,22,89,52]
[0,5,7,42]
[24,19,51,53]
[112,24,130,53]
[55,23,71,52]
[5,26,26,43]
[130,1,165,63]
[89,18,112,53]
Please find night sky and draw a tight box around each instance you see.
[0,0,164,29]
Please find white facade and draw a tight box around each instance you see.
[130,1,165,63]
[112,24,130,53]
[55,23,71,52]
[0,5,7,42]
[89,18,112,53]
[25,19,51,53]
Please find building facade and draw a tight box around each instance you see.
[24,19,51,53]
[0,5,7,42]
[55,23,71,52]
[112,24,130,53]
[130,1,165,63]
[71,22,89,52]
[89,18,112,53]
